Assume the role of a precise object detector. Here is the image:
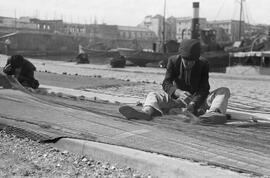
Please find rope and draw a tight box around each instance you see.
[243,1,254,24]
[214,0,226,20]
[232,1,238,20]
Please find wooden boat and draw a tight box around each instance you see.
[110,48,167,67]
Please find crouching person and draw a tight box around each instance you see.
[3,55,39,89]
[119,39,230,123]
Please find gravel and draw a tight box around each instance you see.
[0,131,154,178]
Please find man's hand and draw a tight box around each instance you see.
[186,102,195,114]
[174,89,182,98]
[174,89,192,105]
[3,64,13,75]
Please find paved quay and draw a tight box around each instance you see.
[7,56,267,115]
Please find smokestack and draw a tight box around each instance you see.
[191,2,200,39]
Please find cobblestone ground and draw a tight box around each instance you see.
[95,77,270,114]
[210,77,270,113]
[1,56,269,113]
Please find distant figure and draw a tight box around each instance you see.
[4,37,11,55]
[76,44,89,64]
[110,55,126,68]
[3,55,39,89]
[119,39,231,124]
[76,53,89,64]
[78,44,84,54]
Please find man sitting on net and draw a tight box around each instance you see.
[3,55,39,89]
[119,39,230,123]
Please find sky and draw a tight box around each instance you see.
[0,0,269,26]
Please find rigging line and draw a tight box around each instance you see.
[214,0,226,20]
[232,1,239,20]
[243,4,249,24]
[244,1,253,24]
[164,0,169,18]
[239,0,247,33]
[249,4,255,24]
[241,0,249,23]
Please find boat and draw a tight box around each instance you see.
[224,34,268,53]
[109,48,167,67]
[78,46,122,65]
[225,23,270,74]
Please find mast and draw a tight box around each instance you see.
[239,0,243,40]
[162,0,166,53]
[93,17,97,45]
[14,9,17,31]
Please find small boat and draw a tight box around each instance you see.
[79,46,120,65]
[110,48,167,67]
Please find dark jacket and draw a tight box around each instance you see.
[162,55,210,110]
[3,56,39,89]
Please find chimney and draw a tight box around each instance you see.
[191,2,200,39]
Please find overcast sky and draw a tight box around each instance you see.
[0,0,268,26]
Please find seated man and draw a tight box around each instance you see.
[3,55,39,89]
[4,37,11,55]
[119,39,230,123]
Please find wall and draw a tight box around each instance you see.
[0,17,37,30]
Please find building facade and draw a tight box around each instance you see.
[30,18,64,33]
[138,15,175,51]
[0,16,37,31]
[138,15,162,40]
[207,20,245,42]
[175,17,207,42]
[117,26,156,40]
[62,23,88,36]
[2,14,269,54]
[117,25,157,49]
[166,16,177,41]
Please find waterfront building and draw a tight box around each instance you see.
[207,20,245,42]
[138,15,175,51]
[176,17,207,42]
